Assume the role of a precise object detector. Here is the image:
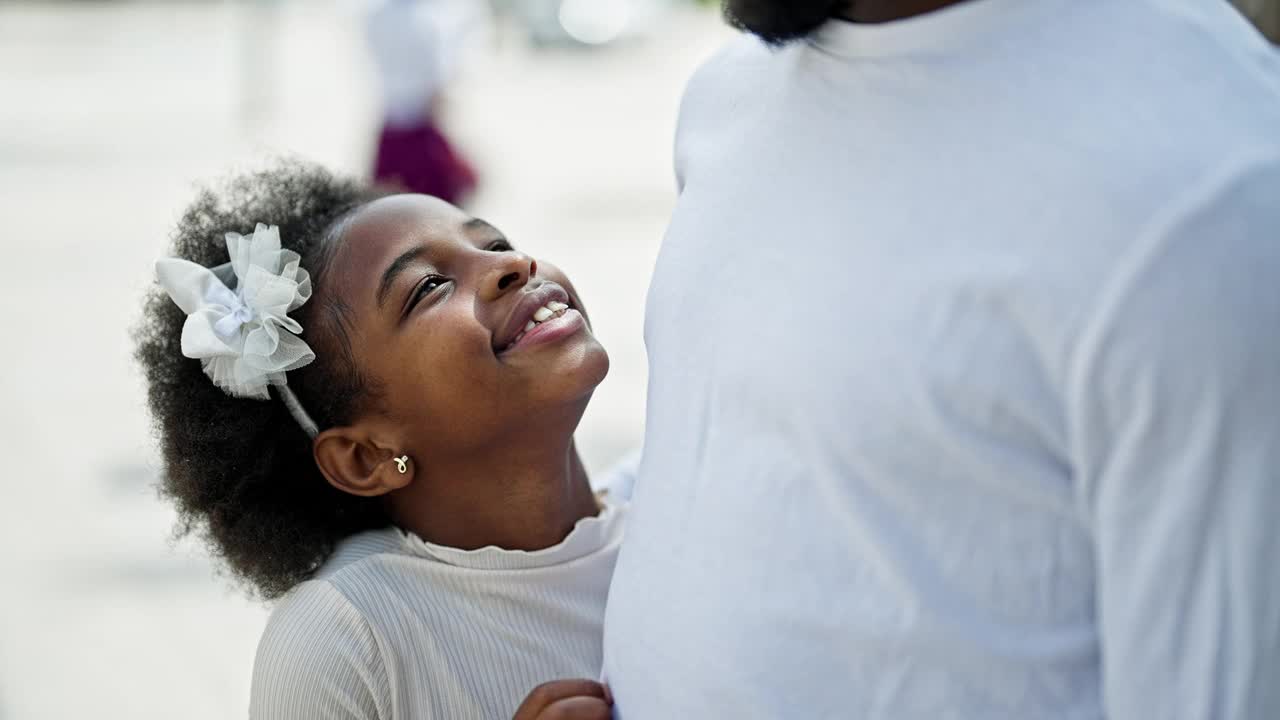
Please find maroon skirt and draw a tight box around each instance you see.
[373,120,478,204]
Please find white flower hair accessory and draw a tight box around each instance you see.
[155,223,320,437]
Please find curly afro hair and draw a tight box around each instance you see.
[135,161,390,600]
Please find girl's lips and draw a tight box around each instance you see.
[493,282,572,352]
[501,308,585,355]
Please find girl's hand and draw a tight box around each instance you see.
[512,679,613,720]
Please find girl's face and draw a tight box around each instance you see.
[319,194,609,463]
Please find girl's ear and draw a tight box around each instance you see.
[313,427,413,497]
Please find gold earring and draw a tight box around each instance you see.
[394,455,409,474]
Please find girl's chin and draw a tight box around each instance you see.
[561,343,610,387]
[527,342,610,399]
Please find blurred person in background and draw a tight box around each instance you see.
[602,0,1280,717]
[364,0,481,203]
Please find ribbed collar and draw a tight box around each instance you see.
[396,499,626,571]
[808,0,1066,59]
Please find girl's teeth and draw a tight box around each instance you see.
[505,301,572,351]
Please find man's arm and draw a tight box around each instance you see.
[1069,157,1280,719]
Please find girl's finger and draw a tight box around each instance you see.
[539,696,612,720]
[513,679,609,719]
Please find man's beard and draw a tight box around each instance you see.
[722,0,848,45]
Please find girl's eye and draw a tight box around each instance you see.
[410,276,449,310]
[486,240,514,252]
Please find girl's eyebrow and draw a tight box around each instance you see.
[376,246,427,309]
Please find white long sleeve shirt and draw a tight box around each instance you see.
[250,499,625,719]
[603,0,1280,717]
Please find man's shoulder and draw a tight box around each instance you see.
[1107,0,1280,134]
[702,32,776,70]
[680,33,775,109]
[674,32,794,161]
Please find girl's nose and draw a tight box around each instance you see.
[481,252,536,301]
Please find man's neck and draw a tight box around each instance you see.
[389,434,599,552]
[841,0,969,24]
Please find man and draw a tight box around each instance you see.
[602,0,1280,717]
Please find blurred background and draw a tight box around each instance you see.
[0,0,1274,718]
[0,0,730,716]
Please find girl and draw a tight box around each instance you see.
[136,162,619,719]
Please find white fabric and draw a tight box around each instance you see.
[155,224,313,400]
[591,447,640,501]
[603,1,1280,718]
[250,499,626,719]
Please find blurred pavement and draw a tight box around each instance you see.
[0,2,730,717]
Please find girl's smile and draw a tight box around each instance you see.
[494,281,585,356]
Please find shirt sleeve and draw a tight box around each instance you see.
[1068,156,1280,719]
[250,580,387,720]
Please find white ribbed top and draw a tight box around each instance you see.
[250,499,626,719]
